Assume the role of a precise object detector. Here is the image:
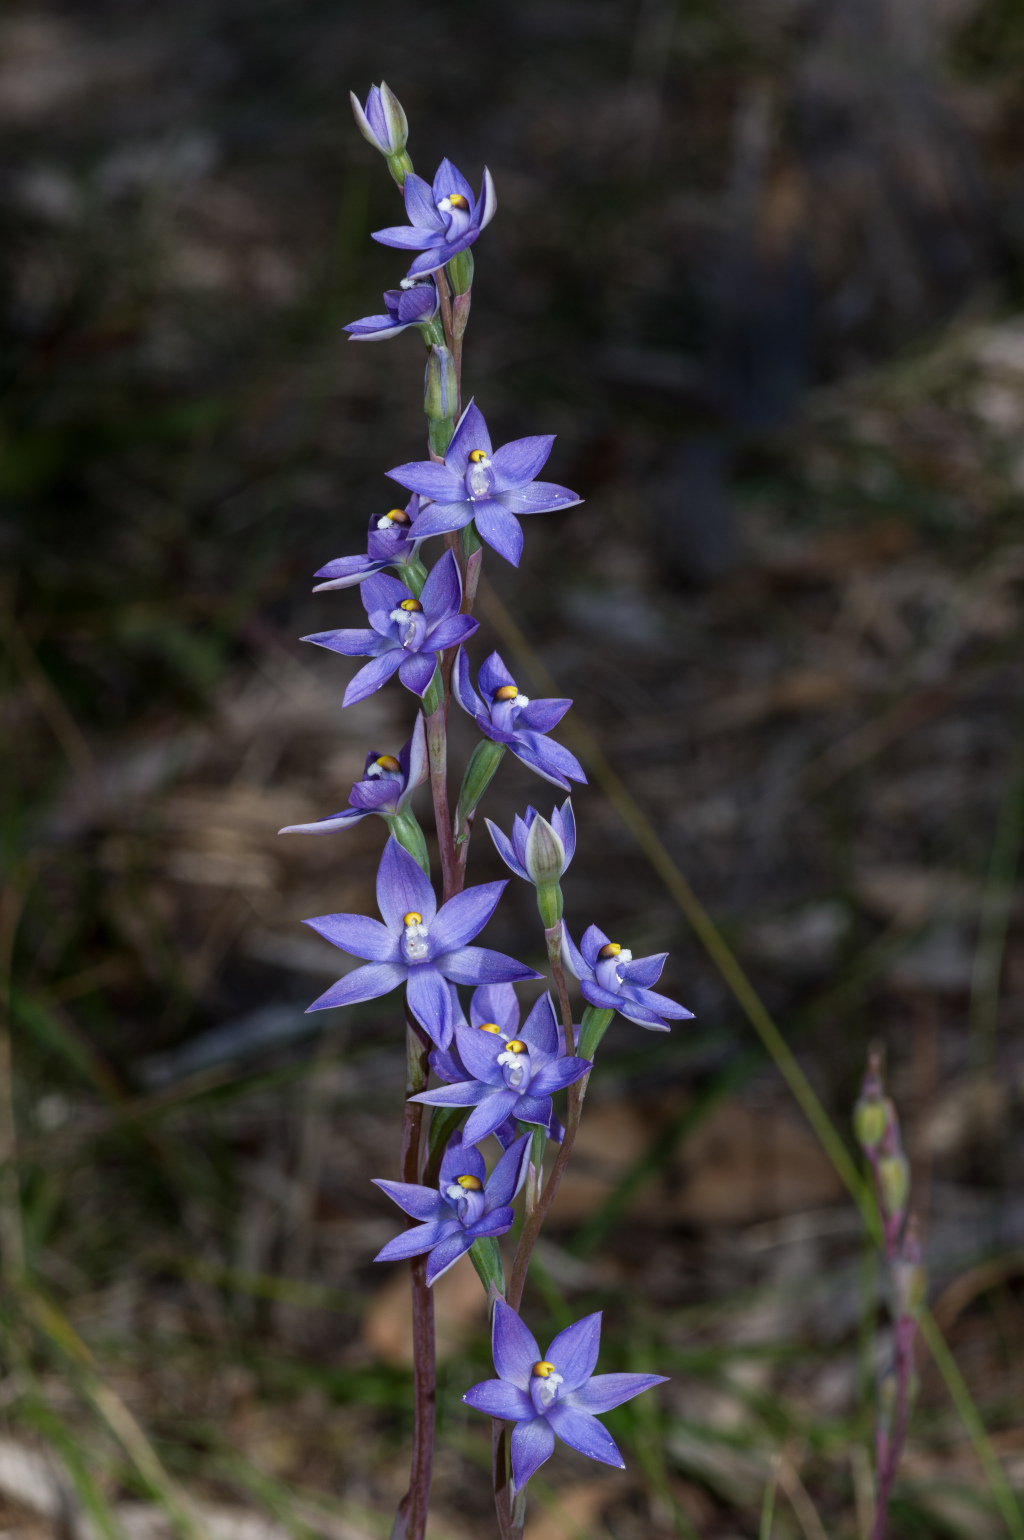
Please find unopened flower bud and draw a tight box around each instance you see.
[447,248,474,296]
[350,81,408,156]
[854,1055,888,1152]
[525,815,566,888]
[424,344,457,423]
[878,1149,910,1222]
[892,1217,926,1321]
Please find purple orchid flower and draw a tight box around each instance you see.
[278,714,427,837]
[431,983,567,1146]
[386,401,581,567]
[372,1129,531,1285]
[373,158,496,279]
[303,837,541,1049]
[349,82,408,158]
[303,547,477,705]
[464,1300,668,1491]
[563,924,694,1033]
[344,278,439,341]
[311,496,425,594]
[410,985,590,1143]
[486,799,576,883]
[454,649,585,790]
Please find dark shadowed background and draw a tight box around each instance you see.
[3,1,1024,1536]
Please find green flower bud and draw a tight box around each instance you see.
[878,1150,910,1221]
[447,248,474,296]
[455,739,506,844]
[424,344,457,422]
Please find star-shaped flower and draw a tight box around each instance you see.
[304,838,540,1049]
[454,650,585,790]
[373,158,496,279]
[279,715,427,837]
[372,1130,531,1284]
[562,924,694,1033]
[463,1300,667,1491]
[410,986,589,1142]
[303,547,477,704]
[386,402,581,567]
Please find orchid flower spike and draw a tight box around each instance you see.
[463,1300,668,1491]
[373,1131,531,1285]
[303,837,540,1049]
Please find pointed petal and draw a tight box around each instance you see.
[445,400,492,475]
[430,881,507,955]
[484,1132,532,1208]
[467,1204,515,1239]
[435,947,542,986]
[409,1080,490,1108]
[455,1018,511,1085]
[519,992,559,1056]
[371,224,439,251]
[406,499,475,539]
[515,697,571,732]
[470,983,520,1033]
[529,1057,591,1095]
[580,925,612,968]
[432,157,475,208]
[628,985,694,1019]
[398,713,429,811]
[279,808,367,835]
[478,167,497,229]
[439,1130,486,1191]
[473,500,523,566]
[425,613,479,651]
[579,980,628,1013]
[566,1374,669,1415]
[303,913,399,962]
[452,646,483,718]
[560,927,593,983]
[306,961,406,1012]
[513,1093,554,1126]
[386,461,464,502]
[342,650,403,706]
[463,1089,519,1144]
[545,1312,602,1390]
[619,953,669,988]
[492,1298,541,1390]
[420,547,463,621]
[484,819,530,880]
[425,1231,473,1285]
[374,1219,453,1263]
[497,482,582,516]
[406,964,453,1048]
[403,170,445,230]
[478,651,518,699]
[512,732,586,787]
[302,627,380,657]
[372,1179,446,1222]
[462,1379,533,1421]
[489,435,554,492]
[510,1416,555,1489]
[559,798,576,864]
[546,1405,623,1468]
[377,836,436,931]
[398,652,437,697]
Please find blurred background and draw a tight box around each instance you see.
[3,0,1024,1535]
